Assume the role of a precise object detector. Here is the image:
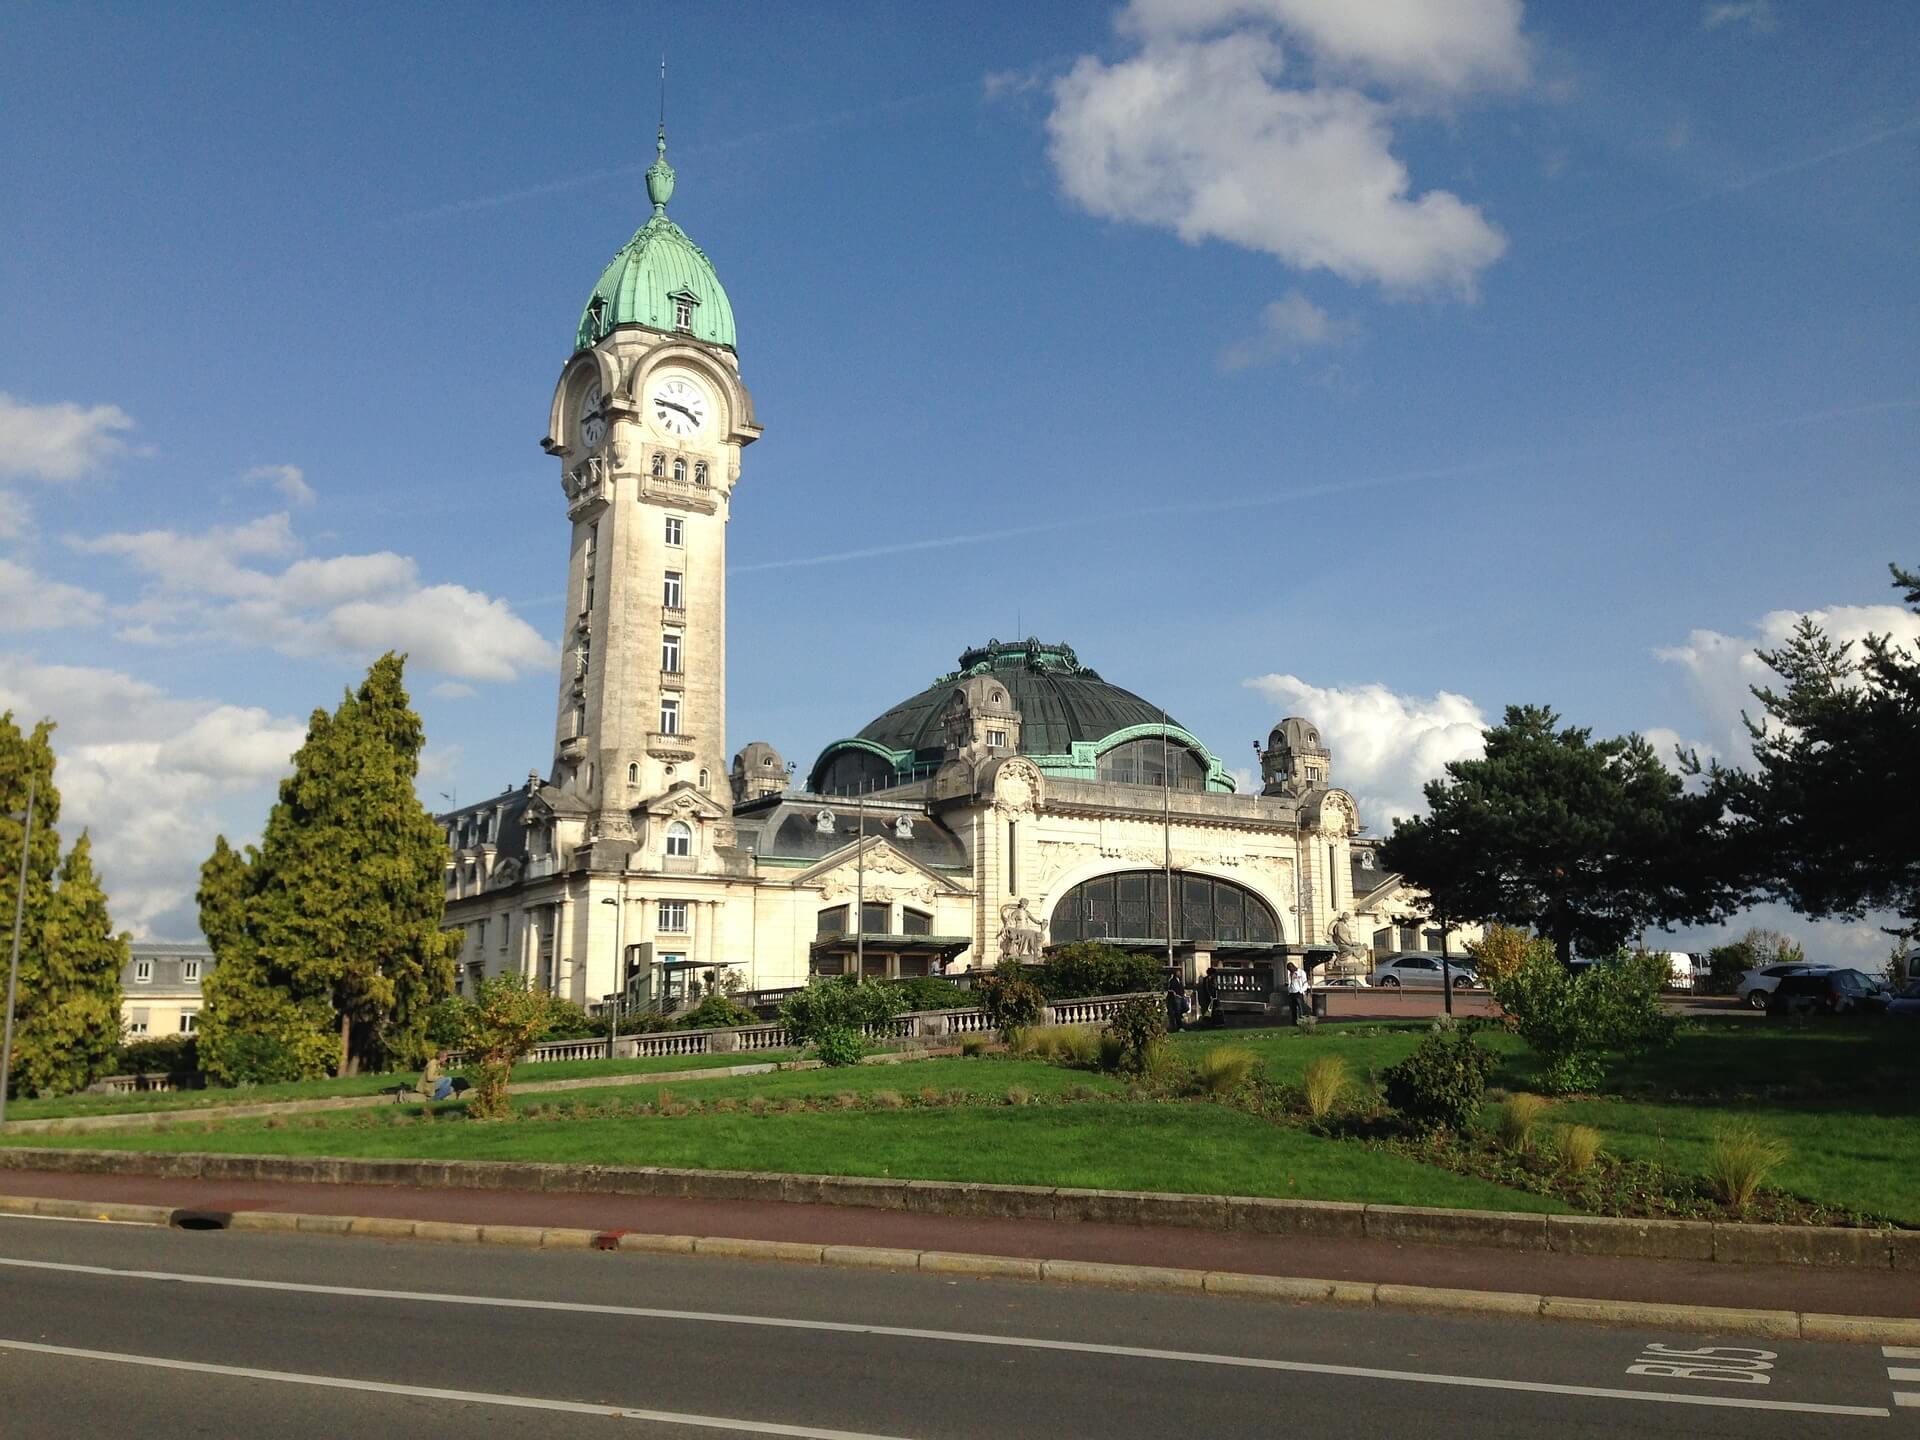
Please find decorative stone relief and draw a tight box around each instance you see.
[996,898,1043,963]
[992,758,1044,818]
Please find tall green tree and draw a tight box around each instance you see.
[2,715,127,1099]
[1698,562,1920,943]
[1382,705,1742,965]
[199,654,458,1078]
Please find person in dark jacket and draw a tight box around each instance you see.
[1165,977,1190,1033]
[1197,969,1218,1023]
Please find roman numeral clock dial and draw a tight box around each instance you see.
[652,375,707,437]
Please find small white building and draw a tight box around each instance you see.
[120,940,213,1041]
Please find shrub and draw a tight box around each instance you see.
[1707,1120,1790,1210]
[1295,1014,1318,1034]
[959,1032,992,1057]
[539,999,606,1041]
[113,1034,199,1079]
[885,977,970,1012]
[1301,1055,1348,1119]
[1487,943,1678,1094]
[779,978,905,1066]
[205,1031,300,1086]
[834,1090,860,1109]
[976,971,1048,1043]
[1558,1124,1603,1175]
[676,992,756,1031]
[1095,1029,1127,1073]
[1005,1084,1034,1106]
[1103,995,1167,1073]
[1704,942,1753,996]
[1194,1045,1257,1098]
[869,1089,906,1110]
[1495,1093,1551,1153]
[1465,923,1533,989]
[457,975,565,1120]
[1382,1030,1493,1134]
[1025,943,1165,1000]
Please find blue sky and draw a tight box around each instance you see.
[2,1,1915,950]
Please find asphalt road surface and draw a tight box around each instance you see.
[0,1213,1908,1438]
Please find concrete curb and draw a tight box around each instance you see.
[8,1192,1919,1346]
[0,1144,1905,1273]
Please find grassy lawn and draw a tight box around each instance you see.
[1,1049,798,1122]
[1,1095,1563,1212]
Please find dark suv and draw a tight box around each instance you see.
[1766,969,1887,1017]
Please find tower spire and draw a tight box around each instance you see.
[646,53,676,216]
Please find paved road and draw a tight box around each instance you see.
[0,1213,1909,1438]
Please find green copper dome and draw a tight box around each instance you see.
[574,127,737,352]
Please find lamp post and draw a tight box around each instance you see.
[1,775,35,1127]
[600,896,623,1061]
[1437,913,1455,1019]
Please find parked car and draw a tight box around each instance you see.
[1888,981,1920,1019]
[1765,969,1888,1017]
[1736,962,1834,1011]
[1368,954,1479,989]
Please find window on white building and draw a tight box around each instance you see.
[183,959,200,983]
[985,728,1007,748]
[134,960,152,984]
[673,297,693,329]
[661,629,682,673]
[672,458,687,483]
[659,695,680,735]
[658,901,688,933]
[179,1011,200,1034]
[664,515,684,546]
[693,461,708,487]
[627,762,640,785]
[665,821,692,858]
[127,1008,150,1036]
[663,570,682,609]
[475,919,487,951]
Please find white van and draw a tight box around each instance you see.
[1649,951,1696,992]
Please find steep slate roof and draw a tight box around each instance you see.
[855,639,1183,760]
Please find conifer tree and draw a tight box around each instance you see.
[199,654,457,1077]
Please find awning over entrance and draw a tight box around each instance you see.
[809,933,971,980]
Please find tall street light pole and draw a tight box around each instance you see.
[1,775,36,1127]
[600,896,623,1061]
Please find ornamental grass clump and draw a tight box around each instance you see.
[1707,1119,1791,1210]
[869,1089,906,1110]
[1300,1055,1348,1120]
[1005,1084,1034,1106]
[1194,1045,1258,1098]
[959,1033,993,1058]
[1557,1124,1603,1176]
[1496,1093,1552,1154]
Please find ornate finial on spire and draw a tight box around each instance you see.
[645,123,676,215]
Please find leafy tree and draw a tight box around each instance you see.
[975,970,1047,1042]
[778,977,904,1066]
[676,991,755,1031]
[456,973,563,1119]
[3,717,127,1099]
[1382,705,1743,966]
[1486,941,1677,1094]
[1025,942,1164,1000]
[1696,563,1920,944]
[1463,923,1533,988]
[199,654,458,1078]
[1102,994,1167,1074]
[9,834,126,1097]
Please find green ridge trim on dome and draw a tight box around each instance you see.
[575,127,736,352]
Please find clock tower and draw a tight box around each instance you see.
[542,126,761,841]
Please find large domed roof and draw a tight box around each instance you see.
[575,128,736,353]
[856,639,1183,758]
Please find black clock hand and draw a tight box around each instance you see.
[655,397,696,421]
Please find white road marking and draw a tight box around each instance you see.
[0,1339,916,1439]
[1894,1394,1919,1408]
[1885,1347,1920,1359]
[0,1212,149,1227]
[0,1255,1891,1419]
[1888,1368,1920,1382]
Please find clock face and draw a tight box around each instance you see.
[579,383,605,449]
[651,375,707,437]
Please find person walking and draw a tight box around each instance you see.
[1284,962,1308,1025]
[1197,968,1218,1024]
[1165,975,1190,1033]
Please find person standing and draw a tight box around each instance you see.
[1165,975,1189,1033]
[1285,962,1308,1025]
[1197,968,1218,1024]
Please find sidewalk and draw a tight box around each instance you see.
[5,1166,1915,1320]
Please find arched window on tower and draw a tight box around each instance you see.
[672,458,688,483]
[693,461,708,487]
[665,821,692,858]
[673,297,693,330]
[627,762,639,785]
[650,451,665,477]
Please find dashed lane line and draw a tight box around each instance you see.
[0,1340,916,1438]
[0,1256,1892,1419]
[1887,1347,1920,1408]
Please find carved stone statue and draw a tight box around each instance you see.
[997,897,1043,963]
[1330,910,1368,962]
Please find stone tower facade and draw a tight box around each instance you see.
[539,128,761,840]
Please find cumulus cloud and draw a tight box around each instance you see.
[1655,602,1920,766]
[0,393,137,482]
[0,557,106,631]
[1220,289,1358,369]
[243,462,317,508]
[1045,1,1520,296]
[0,491,28,540]
[0,656,308,937]
[1245,672,1488,827]
[69,512,553,681]
[1702,1,1776,32]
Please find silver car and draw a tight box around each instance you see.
[1368,954,1478,989]
[1736,962,1834,1011]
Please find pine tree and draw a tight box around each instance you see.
[12,834,127,1096]
[199,654,458,1078]
[1,714,61,1100]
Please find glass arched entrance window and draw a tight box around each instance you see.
[665,821,692,858]
[1047,870,1279,946]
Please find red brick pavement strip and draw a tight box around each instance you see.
[5,1168,1915,1321]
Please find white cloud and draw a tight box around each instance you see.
[0,557,106,631]
[0,656,307,938]
[69,512,553,681]
[1702,1,1777,32]
[430,681,478,700]
[0,393,137,482]
[1220,288,1358,369]
[243,462,317,508]
[1655,602,1920,765]
[1046,29,1509,296]
[1245,672,1488,827]
[1121,0,1530,97]
[0,491,28,539]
